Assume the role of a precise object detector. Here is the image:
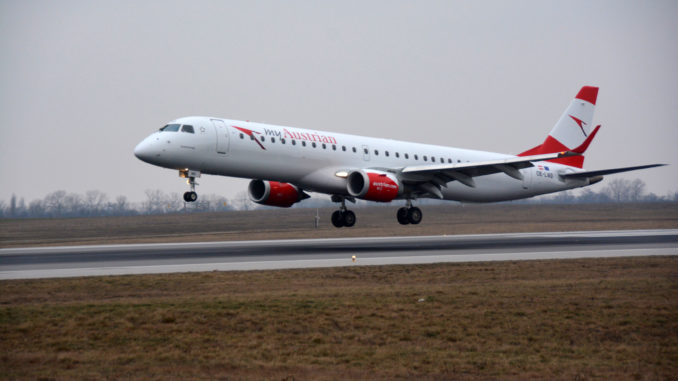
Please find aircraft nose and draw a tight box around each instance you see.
[134,138,157,163]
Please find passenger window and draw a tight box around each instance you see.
[440,157,444,163]
[448,158,452,163]
[405,153,409,159]
[342,146,346,151]
[431,156,435,162]
[423,156,428,161]
[332,144,336,151]
[160,124,180,132]
[261,136,265,142]
[312,142,316,148]
[292,140,296,145]
[322,143,326,149]
[271,137,275,143]
[250,135,254,140]
[385,151,389,157]
[414,154,419,160]
[181,125,195,133]
[374,150,379,155]
[281,138,286,144]
[363,148,368,154]
[240,133,244,139]
[302,141,306,147]
[353,147,357,153]
[395,152,399,158]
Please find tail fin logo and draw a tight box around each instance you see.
[569,115,588,137]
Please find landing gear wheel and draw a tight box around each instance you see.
[331,210,344,228]
[342,210,356,227]
[407,207,422,225]
[397,207,410,225]
[183,191,198,202]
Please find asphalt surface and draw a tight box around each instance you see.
[1,229,677,279]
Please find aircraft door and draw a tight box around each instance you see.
[212,119,229,154]
[362,145,370,161]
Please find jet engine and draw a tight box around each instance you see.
[346,170,401,202]
[248,180,308,208]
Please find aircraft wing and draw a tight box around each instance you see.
[560,164,667,179]
[395,151,578,198]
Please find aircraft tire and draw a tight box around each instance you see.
[331,210,344,228]
[397,207,410,225]
[342,210,356,227]
[184,191,198,202]
[407,207,422,224]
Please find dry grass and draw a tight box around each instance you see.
[2,257,677,380]
[2,203,677,248]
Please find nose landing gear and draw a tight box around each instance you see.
[180,169,200,203]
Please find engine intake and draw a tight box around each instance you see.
[347,170,401,202]
[248,180,308,208]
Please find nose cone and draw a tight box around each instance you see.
[134,137,157,163]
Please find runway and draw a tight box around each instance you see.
[1,229,677,280]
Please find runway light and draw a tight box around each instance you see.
[352,255,356,262]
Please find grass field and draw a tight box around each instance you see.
[2,202,678,247]
[1,203,677,379]
[1,257,677,380]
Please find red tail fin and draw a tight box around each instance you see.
[518,86,600,168]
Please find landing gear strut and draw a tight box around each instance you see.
[331,195,356,228]
[180,169,200,202]
[397,199,422,225]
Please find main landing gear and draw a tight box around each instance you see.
[397,200,422,225]
[331,195,356,228]
[180,169,200,202]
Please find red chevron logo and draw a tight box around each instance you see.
[569,115,587,137]
[234,126,266,150]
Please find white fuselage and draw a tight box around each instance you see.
[134,116,588,203]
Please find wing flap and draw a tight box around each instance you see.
[400,151,579,187]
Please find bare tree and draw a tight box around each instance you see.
[44,190,68,216]
[577,188,611,203]
[604,179,630,202]
[628,179,646,201]
[9,194,16,217]
[167,192,183,213]
[233,190,255,211]
[113,195,129,214]
[28,199,45,217]
[143,189,166,214]
[84,190,108,215]
[604,178,646,202]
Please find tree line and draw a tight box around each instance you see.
[1,178,676,219]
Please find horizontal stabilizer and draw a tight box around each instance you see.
[561,164,667,179]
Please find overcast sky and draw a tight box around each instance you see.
[1,0,676,204]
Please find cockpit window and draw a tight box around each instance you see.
[160,124,180,132]
[181,125,195,133]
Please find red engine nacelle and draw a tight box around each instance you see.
[347,170,401,202]
[248,180,307,208]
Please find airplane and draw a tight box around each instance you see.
[134,86,665,228]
